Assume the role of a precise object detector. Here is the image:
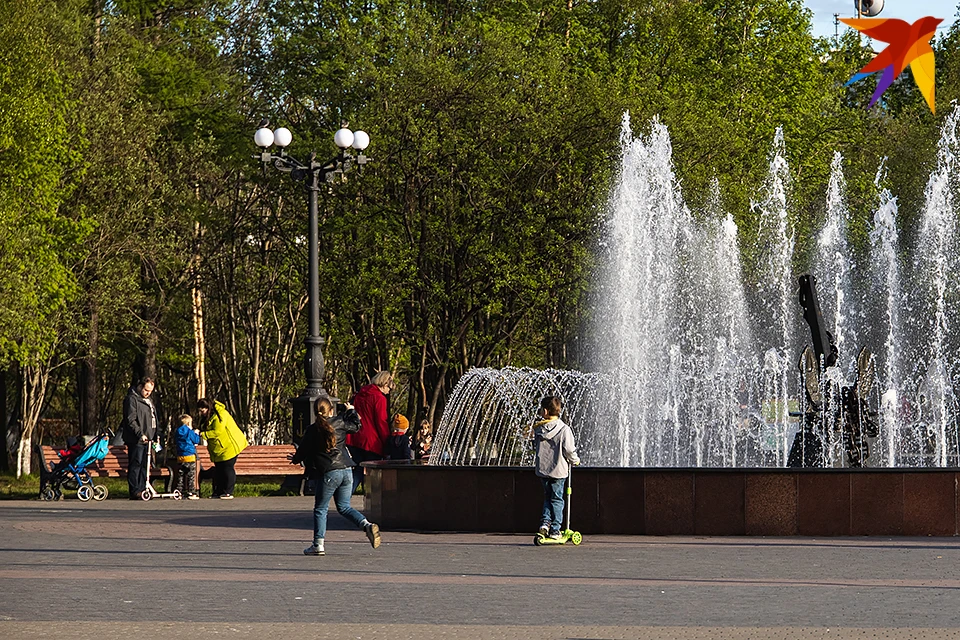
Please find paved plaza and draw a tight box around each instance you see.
[1,496,959,639]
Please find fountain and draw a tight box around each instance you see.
[365,107,960,536]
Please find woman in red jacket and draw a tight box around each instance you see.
[346,370,394,493]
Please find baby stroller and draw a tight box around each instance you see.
[39,433,111,502]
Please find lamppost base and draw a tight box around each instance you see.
[290,388,340,443]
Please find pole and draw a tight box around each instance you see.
[254,130,368,447]
[304,167,325,395]
[290,165,330,446]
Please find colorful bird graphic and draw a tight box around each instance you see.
[841,17,943,114]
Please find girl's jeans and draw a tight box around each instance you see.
[540,477,565,533]
[314,467,366,543]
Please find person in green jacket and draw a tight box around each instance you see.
[197,398,249,499]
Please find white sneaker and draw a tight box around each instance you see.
[364,523,381,549]
[219,494,234,500]
[303,544,325,556]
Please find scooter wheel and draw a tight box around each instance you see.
[77,485,93,502]
[533,535,543,546]
[93,485,108,501]
[570,531,582,545]
[172,490,182,500]
[141,490,152,501]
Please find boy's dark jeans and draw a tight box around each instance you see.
[540,477,565,534]
[175,460,196,495]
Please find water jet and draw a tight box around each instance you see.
[365,109,960,535]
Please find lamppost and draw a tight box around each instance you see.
[254,123,371,441]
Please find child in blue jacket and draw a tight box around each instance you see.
[174,414,202,500]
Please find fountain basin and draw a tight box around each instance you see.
[363,461,960,536]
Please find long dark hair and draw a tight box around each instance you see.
[315,397,336,452]
[197,397,220,427]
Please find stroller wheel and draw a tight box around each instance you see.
[93,485,109,501]
[40,487,55,502]
[77,485,93,502]
[55,490,64,501]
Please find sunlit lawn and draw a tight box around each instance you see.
[0,473,296,500]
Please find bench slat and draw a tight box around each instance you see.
[39,445,299,479]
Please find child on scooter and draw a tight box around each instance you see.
[533,396,579,540]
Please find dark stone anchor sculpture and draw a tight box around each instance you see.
[787,274,879,468]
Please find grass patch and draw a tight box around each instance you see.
[0,473,297,500]
[0,473,47,500]
[229,481,294,498]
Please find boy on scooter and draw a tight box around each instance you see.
[533,396,580,540]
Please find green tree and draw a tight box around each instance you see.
[0,0,89,473]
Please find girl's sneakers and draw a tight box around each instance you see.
[364,522,381,548]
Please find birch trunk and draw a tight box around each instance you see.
[192,220,206,399]
[15,363,51,477]
[193,284,206,399]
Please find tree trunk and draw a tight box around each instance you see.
[144,328,158,380]
[90,0,103,58]
[0,365,7,472]
[143,328,165,435]
[192,207,206,403]
[16,363,51,477]
[192,269,206,400]
[80,305,100,435]
[426,364,447,428]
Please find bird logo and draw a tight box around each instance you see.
[841,17,943,114]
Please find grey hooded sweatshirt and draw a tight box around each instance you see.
[533,417,580,479]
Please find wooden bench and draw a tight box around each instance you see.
[38,444,300,490]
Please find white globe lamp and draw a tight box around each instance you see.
[351,130,370,151]
[334,128,354,149]
[273,127,292,148]
[254,127,274,148]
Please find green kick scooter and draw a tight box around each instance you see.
[533,468,582,546]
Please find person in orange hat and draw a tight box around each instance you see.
[386,413,414,461]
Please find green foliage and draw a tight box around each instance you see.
[3,0,960,438]
[0,0,86,363]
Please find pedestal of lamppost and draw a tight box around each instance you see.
[290,335,329,443]
[254,123,371,443]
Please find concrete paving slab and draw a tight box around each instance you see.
[0,496,959,638]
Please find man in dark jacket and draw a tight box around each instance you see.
[121,377,157,499]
